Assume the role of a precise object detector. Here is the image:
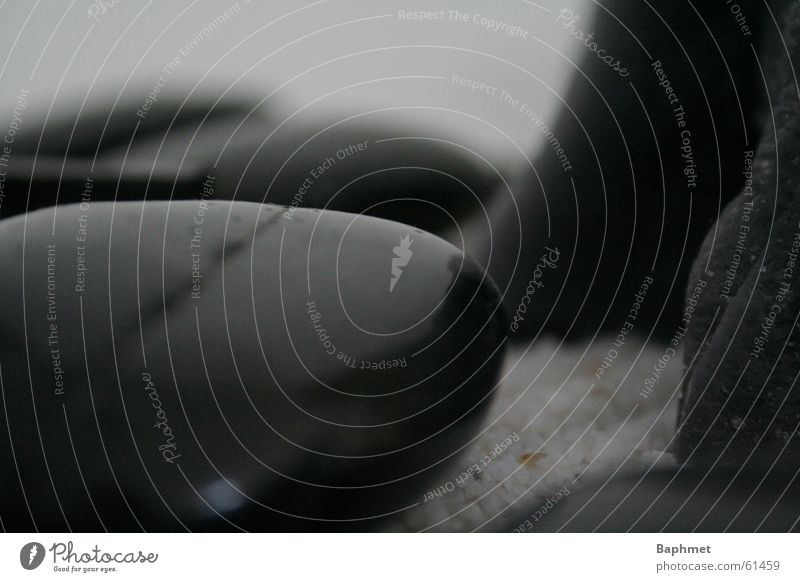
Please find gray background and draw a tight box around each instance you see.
[0,0,593,170]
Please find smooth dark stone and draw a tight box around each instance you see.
[677,3,800,469]
[1,97,498,236]
[494,466,800,532]
[0,201,505,531]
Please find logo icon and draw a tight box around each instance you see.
[20,542,45,570]
[390,234,414,292]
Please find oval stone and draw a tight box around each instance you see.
[0,201,505,531]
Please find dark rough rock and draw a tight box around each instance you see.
[677,2,800,469]
[496,466,800,532]
[0,201,505,531]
